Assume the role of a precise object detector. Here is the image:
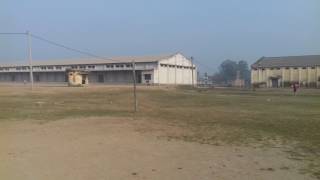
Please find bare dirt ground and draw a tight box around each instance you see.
[0,117,314,180]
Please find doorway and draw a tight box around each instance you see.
[271,78,279,88]
[82,75,87,84]
[98,74,104,83]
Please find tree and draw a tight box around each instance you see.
[237,60,250,84]
[215,59,251,85]
[219,59,237,83]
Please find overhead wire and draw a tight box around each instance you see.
[29,33,119,63]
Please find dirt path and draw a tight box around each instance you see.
[0,118,314,180]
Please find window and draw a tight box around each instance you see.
[311,67,316,69]
[106,64,113,68]
[285,67,290,70]
[302,67,306,69]
[79,65,86,69]
[71,65,78,69]
[115,64,124,68]
[22,67,27,70]
[276,68,281,70]
[56,66,62,70]
[47,66,54,70]
[87,65,95,69]
[41,66,46,70]
[294,67,298,70]
[16,67,22,70]
[144,74,151,80]
[270,68,274,70]
[126,64,132,68]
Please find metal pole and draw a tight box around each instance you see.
[191,56,194,87]
[27,31,34,90]
[132,60,137,112]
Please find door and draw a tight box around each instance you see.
[144,74,152,84]
[82,75,87,84]
[272,79,278,88]
[98,74,104,83]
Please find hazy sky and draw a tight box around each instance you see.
[1,0,319,72]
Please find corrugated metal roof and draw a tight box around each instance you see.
[251,55,320,68]
[0,53,176,67]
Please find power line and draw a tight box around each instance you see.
[30,33,118,62]
[1,32,119,63]
[192,58,216,73]
[0,33,27,35]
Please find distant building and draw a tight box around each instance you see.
[251,55,320,88]
[0,53,197,85]
[67,69,89,86]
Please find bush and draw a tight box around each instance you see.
[252,82,267,89]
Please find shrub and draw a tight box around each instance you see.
[252,82,267,89]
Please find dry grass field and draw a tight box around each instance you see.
[0,84,319,179]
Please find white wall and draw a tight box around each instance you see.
[156,53,197,85]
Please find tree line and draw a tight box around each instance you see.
[210,60,251,86]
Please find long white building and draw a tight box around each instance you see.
[0,53,197,85]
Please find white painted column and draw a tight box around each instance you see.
[266,69,270,87]
[281,68,285,87]
[167,65,169,84]
[307,67,310,85]
[158,64,160,84]
[316,67,319,88]
[174,57,177,85]
[298,68,301,85]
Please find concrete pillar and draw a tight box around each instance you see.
[167,65,169,84]
[281,68,285,87]
[158,65,160,84]
[307,67,311,85]
[266,69,269,87]
[317,67,319,88]
[290,68,293,82]
[174,57,177,85]
[298,68,301,85]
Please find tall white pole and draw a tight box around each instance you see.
[132,60,137,112]
[27,31,34,90]
[191,56,194,87]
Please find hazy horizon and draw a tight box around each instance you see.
[1,0,319,73]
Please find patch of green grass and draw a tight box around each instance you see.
[0,86,320,178]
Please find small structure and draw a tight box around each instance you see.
[66,69,89,86]
[233,71,245,87]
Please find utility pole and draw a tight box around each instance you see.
[27,31,34,90]
[191,56,194,87]
[132,60,137,112]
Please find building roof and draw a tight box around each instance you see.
[0,53,177,67]
[251,55,320,68]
